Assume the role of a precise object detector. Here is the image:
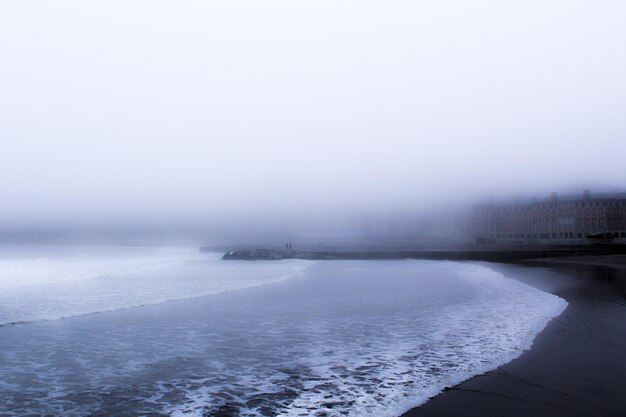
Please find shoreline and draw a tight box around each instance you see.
[531,254,626,270]
[401,257,626,417]
[218,246,626,263]
[215,247,626,415]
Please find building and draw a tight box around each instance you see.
[471,191,626,244]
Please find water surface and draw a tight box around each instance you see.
[0,246,566,416]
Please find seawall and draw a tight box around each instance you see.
[218,245,626,262]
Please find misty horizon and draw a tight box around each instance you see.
[2,1,626,230]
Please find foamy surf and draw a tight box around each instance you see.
[163,261,567,417]
[0,250,566,417]
[0,246,313,325]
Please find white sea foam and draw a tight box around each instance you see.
[0,252,566,417]
[159,261,566,417]
[0,246,313,325]
[0,246,194,289]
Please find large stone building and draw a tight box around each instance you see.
[471,191,626,244]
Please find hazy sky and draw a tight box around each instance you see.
[1,1,625,222]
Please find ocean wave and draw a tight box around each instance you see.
[0,258,566,417]
[0,247,314,326]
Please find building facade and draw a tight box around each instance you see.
[471,191,626,244]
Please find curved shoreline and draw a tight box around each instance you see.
[217,248,626,416]
[401,259,626,417]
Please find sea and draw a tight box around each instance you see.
[0,245,567,416]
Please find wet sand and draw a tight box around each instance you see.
[401,260,626,417]
[534,254,626,270]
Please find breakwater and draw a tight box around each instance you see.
[219,245,626,262]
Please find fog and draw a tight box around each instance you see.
[1,1,625,239]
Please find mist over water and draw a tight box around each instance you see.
[0,3,620,416]
[0,246,312,325]
[1,1,626,233]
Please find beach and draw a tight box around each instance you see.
[402,259,626,417]
[1,246,625,416]
[0,246,568,416]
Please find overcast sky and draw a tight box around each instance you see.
[1,1,625,223]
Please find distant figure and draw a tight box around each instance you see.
[286,243,289,250]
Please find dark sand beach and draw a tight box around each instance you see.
[220,247,626,416]
[402,258,626,417]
